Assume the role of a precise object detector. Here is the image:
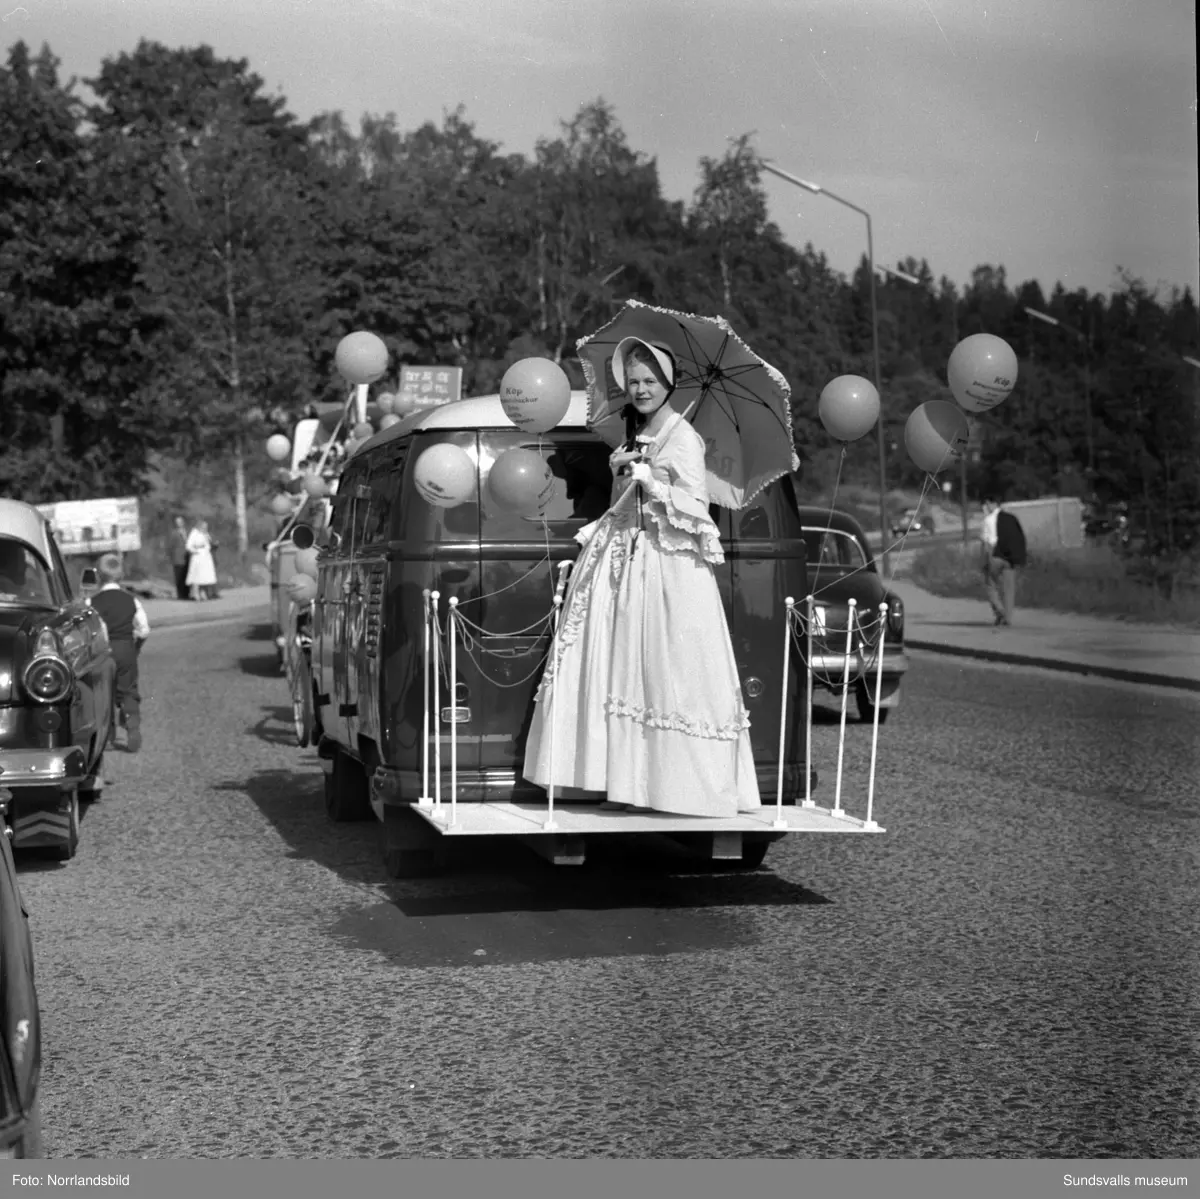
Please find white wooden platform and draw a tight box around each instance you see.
[410,801,883,836]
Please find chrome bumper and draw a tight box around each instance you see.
[0,746,88,788]
[807,648,910,678]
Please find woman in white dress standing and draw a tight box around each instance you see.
[523,337,760,817]
[185,518,217,602]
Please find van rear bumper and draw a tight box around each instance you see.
[372,762,817,808]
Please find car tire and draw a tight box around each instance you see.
[289,654,313,749]
[54,791,80,861]
[323,748,373,823]
[855,680,891,725]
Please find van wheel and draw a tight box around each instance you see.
[856,680,891,725]
[54,792,80,861]
[324,749,373,822]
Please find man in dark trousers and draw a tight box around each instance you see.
[982,498,1027,626]
[89,553,150,752]
[170,515,190,600]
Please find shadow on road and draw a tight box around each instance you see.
[249,704,299,748]
[238,654,284,680]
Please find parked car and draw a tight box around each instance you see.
[891,506,935,537]
[0,812,43,1158]
[0,499,116,860]
[798,506,909,723]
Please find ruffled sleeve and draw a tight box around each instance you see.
[640,419,725,564]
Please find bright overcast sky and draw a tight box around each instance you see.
[8,0,1199,301]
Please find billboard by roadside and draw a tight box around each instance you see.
[34,497,141,555]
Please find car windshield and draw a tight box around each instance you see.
[0,538,55,604]
[801,527,868,570]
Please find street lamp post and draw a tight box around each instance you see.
[761,160,891,578]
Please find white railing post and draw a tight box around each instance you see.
[803,594,816,808]
[774,597,794,829]
[447,597,460,832]
[542,568,568,832]
[864,603,887,831]
[431,589,442,816]
[832,597,857,819]
[419,588,432,807]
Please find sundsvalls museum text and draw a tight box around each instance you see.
[1064,1176,1189,1188]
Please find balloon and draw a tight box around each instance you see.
[499,357,572,434]
[376,392,396,415]
[379,413,401,429]
[294,547,320,579]
[352,420,374,441]
[287,574,318,604]
[265,433,291,462]
[818,375,880,442]
[904,401,970,475]
[334,331,389,385]
[947,334,1019,414]
[302,472,327,497]
[270,494,294,516]
[487,447,556,514]
[413,443,476,508]
[392,394,418,416]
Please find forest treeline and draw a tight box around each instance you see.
[2,40,1198,557]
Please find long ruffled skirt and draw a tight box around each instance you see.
[522,509,760,816]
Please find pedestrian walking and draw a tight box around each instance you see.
[169,515,190,600]
[89,553,149,753]
[185,519,218,601]
[981,497,1027,626]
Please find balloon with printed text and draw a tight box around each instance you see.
[500,357,572,434]
[904,401,970,474]
[335,331,389,385]
[947,334,1018,414]
[818,375,880,442]
[487,448,557,514]
[413,443,476,508]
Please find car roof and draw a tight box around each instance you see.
[795,505,868,538]
[0,498,55,559]
[356,390,593,454]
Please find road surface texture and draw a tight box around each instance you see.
[15,613,1200,1159]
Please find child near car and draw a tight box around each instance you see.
[88,554,150,753]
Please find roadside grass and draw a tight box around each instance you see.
[909,541,1200,626]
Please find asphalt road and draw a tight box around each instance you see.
[14,612,1200,1160]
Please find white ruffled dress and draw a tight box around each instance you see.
[522,411,760,816]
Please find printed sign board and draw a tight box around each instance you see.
[34,497,142,555]
[397,366,463,409]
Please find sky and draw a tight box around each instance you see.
[5,0,1198,302]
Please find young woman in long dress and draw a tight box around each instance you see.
[522,338,760,817]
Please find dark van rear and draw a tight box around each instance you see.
[308,391,815,866]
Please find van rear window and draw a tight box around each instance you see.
[479,435,612,540]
